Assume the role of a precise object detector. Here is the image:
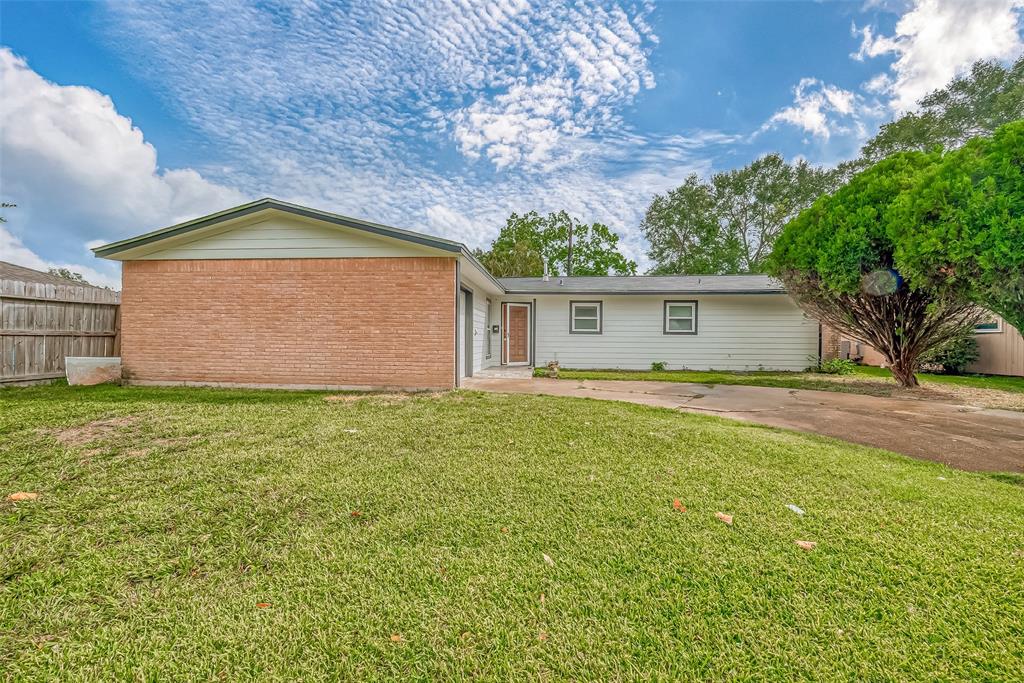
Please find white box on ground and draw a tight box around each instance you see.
[66,357,122,386]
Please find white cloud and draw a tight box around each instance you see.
[853,0,1024,112]
[850,24,900,62]
[4,2,750,276]
[764,78,864,140]
[0,225,49,272]
[0,225,122,289]
[0,48,246,286]
[424,204,488,247]
[77,0,708,271]
[766,0,1023,148]
[451,4,656,169]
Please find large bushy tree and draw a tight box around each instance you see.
[642,154,837,275]
[477,211,636,277]
[850,56,1024,172]
[891,120,1024,333]
[768,152,981,388]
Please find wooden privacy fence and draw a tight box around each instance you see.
[1,266,121,384]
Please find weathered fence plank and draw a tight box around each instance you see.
[1,262,121,384]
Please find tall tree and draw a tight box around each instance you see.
[856,56,1024,166]
[769,152,981,388]
[48,268,89,284]
[891,120,1024,333]
[642,154,837,275]
[642,176,740,275]
[473,240,544,279]
[478,211,637,277]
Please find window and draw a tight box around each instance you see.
[570,301,602,334]
[664,300,697,334]
[975,317,1002,334]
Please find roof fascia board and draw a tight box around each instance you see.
[500,289,785,295]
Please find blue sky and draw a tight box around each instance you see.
[1,0,1022,287]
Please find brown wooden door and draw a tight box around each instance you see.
[504,304,529,364]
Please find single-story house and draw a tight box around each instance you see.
[93,198,819,390]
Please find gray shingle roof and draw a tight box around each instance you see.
[497,274,784,294]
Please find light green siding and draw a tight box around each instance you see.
[137,215,439,260]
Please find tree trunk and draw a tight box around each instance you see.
[888,357,920,388]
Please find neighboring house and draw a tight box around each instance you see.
[93,198,818,390]
[823,314,1024,377]
[970,315,1024,376]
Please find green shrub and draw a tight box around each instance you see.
[650,361,667,372]
[815,358,858,375]
[920,333,980,375]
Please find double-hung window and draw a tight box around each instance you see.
[570,301,602,334]
[664,301,697,334]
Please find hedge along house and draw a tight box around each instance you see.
[94,198,819,390]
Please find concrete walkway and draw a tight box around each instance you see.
[462,376,1024,473]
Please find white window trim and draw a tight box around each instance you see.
[975,318,1003,334]
[664,300,698,335]
[570,300,603,334]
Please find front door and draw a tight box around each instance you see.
[502,303,530,366]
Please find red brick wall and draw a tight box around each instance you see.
[120,258,456,389]
[821,325,889,366]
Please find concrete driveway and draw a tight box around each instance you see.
[462,376,1024,473]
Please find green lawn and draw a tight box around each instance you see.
[541,365,1024,395]
[2,384,1022,680]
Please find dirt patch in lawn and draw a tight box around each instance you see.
[49,416,138,447]
[925,385,1024,412]
[324,393,411,403]
[820,376,1024,411]
[323,392,448,404]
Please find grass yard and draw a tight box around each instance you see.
[542,366,1024,411]
[2,384,1023,680]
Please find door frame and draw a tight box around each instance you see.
[460,287,473,379]
[501,302,532,366]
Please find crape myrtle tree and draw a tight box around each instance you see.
[768,152,982,388]
[476,210,637,277]
[892,120,1024,334]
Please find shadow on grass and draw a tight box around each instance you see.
[984,471,1024,487]
[0,381,337,406]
